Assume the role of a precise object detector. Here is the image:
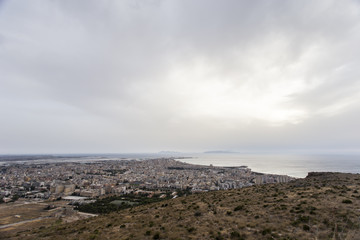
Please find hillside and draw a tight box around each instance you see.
[10,172,360,239]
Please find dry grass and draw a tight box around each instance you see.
[0,202,49,225]
[7,172,360,240]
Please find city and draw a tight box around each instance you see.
[0,158,293,203]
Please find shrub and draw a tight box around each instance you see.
[230,231,240,238]
[194,211,202,217]
[261,228,271,235]
[152,233,160,239]
[230,231,246,239]
[299,215,310,223]
[234,205,244,211]
[342,199,352,204]
[303,225,310,231]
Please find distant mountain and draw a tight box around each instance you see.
[203,150,238,154]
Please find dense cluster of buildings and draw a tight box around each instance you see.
[0,158,293,202]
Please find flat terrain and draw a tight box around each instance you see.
[0,200,56,238]
[0,201,50,225]
[0,200,86,239]
[5,172,360,239]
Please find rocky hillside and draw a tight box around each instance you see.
[13,172,360,239]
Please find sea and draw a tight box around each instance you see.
[1,153,359,178]
[178,153,360,178]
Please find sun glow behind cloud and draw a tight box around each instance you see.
[167,65,306,126]
[164,36,319,126]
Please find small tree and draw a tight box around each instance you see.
[12,195,20,202]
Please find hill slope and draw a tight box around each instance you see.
[14,173,360,239]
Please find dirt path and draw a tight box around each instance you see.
[0,216,49,229]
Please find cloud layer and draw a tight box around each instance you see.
[1,0,360,153]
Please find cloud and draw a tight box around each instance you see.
[0,0,360,153]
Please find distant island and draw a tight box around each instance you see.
[203,150,239,154]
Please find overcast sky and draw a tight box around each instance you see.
[1,0,360,154]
